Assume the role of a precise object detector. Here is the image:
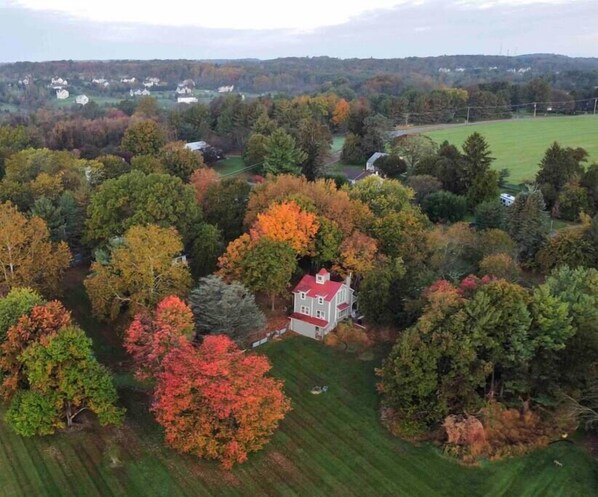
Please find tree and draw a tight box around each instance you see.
[359,258,405,325]
[349,176,414,217]
[121,120,165,157]
[406,175,442,204]
[0,125,32,179]
[189,223,223,278]
[340,133,364,164]
[5,326,124,436]
[85,171,200,246]
[536,143,586,208]
[0,202,71,296]
[461,133,499,207]
[203,178,251,242]
[160,142,205,181]
[390,134,437,170]
[479,253,521,282]
[153,335,291,469]
[474,200,507,230]
[251,201,319,256]
[331,98,350,128]
[0,288,44,345]
[85,225,192,321]
[190,275,265,341]
[240,238,297,310]
[296,118,332,180]
[422,191,467,223]
[0,301,71,399]
[95,154,131,182]
[556,181,592,221]
[536,224,595,271]
[243,133,269,167]
[508,188,549,261]
[333,231,378,277]
[262,129,306,176]
[124,296,194,381]
[190,167,220,206]
[375,155,407,179]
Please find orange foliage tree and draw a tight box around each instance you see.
[250,201,319,256]
[124,296,194,381]
[331,98,350,127]
[190,167,220,206]
[0,301,72,400]
[153,335,291,469]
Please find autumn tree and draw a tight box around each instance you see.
[121,120,165,157]
[251,201,319,256]
[153,335,291,469]
[159,142,205,181]
[85,225,192,321]
[0,202,71,296]
[5,326,124,436]
[331,98,350,129]
[85,171,200,245]
[0,288,44,344]
[190,275,265,342]
[124,296,194,381]
[190,167,219,205]
[0,301,72,399]
[333,231,378,277]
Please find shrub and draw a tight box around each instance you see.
[474,200,507,230]
[479,253,521,281]
[423,191,467,223]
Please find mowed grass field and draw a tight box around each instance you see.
[425,115,598,185]
[1,323,597,496]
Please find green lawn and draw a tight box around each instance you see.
[213,156,247,177]
[425,115,598,185]
[331,135,345,153]
[1,320,596,496]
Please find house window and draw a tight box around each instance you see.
[316,310,326,320]
[317,296,324,305]
[300,305,310,316]
[300,292,306,300]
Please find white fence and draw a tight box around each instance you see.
[251,327,288,348]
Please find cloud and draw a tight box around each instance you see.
[0,0,596,61]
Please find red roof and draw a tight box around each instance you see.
[289,312,328,327]
[317,268,329,276]
[337,302,349,311]
[293,274,343,302]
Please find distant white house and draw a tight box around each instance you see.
[185,141,208,152]
[56,89,69,100]
[129,88,151,97]
[92,78,107,84]
[121,77,136,84]
[75,95,89,106]
[177,97,198,104]
[217,85,234,93]
[176,86,193,95]
[51,77,68,86]
[500,193,515,206]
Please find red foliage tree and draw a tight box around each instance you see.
[124,295,194,381]
[0,301,71,400]
[153,335,291,469]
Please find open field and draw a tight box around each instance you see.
[1,281,596,497]
[425,115,598,185]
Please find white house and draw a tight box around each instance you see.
[75,95,89,106]
[51,77,68,86]
[217,85,234,93]
[184,141,208,152]
[141,89,151,96]
[289,269,354,340]
[176,86,193,95]
[121,77,136,84]
[56,89,69,100]
[177,97,198,104]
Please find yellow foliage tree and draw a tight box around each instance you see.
[85,225,191,321]
[0,202,71,296]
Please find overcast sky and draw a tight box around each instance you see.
[0,0,596,62]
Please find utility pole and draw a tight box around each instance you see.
[466,106,470,124]
[593,98,597,115]
[533,102,537,118]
